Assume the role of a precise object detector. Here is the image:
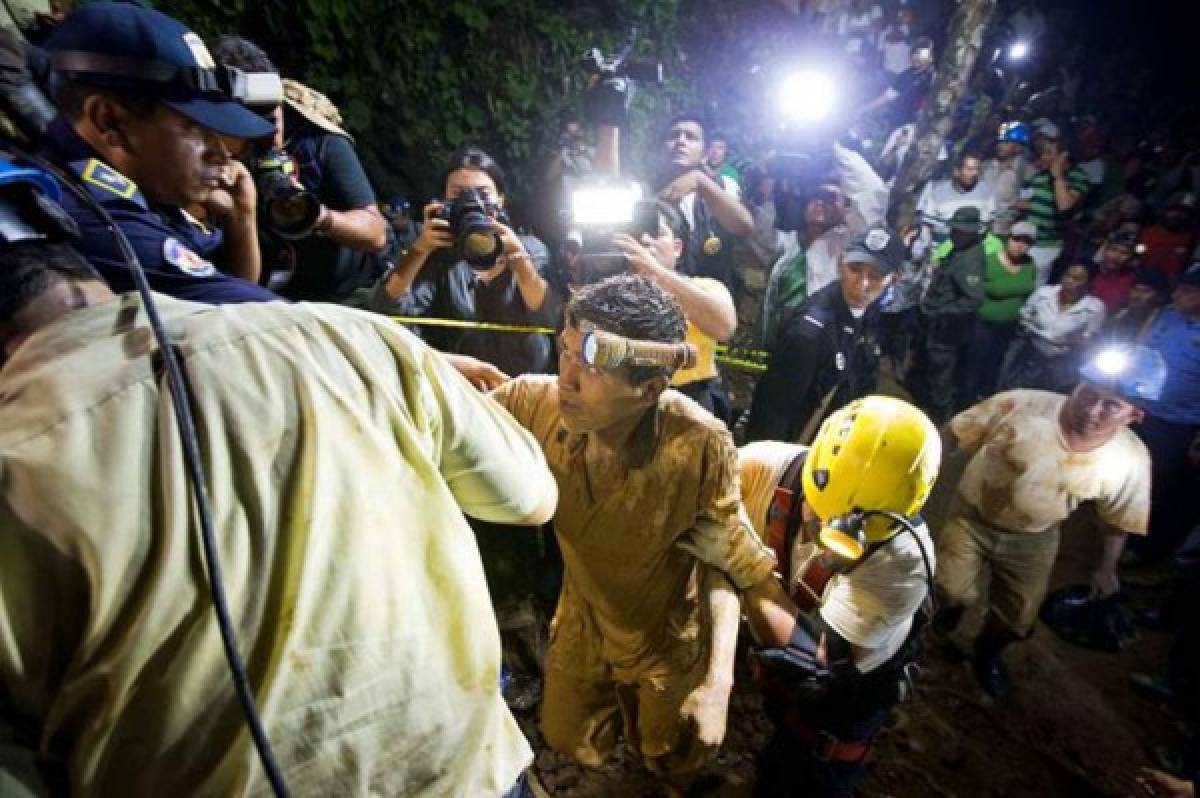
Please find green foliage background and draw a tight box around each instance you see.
[157,0,719,220]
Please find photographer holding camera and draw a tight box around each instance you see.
[210,35,388,303]
[613,198,738,420]
[368,146,560,377]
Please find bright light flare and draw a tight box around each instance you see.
[779,69,837,124]
[570,184,642,227]
[1094,348,1129,376]
[1007,40,1030,62]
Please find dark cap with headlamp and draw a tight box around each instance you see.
[1078,344,1167,406]
[44,3,278,139]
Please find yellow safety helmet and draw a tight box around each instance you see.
[801,396,942,559]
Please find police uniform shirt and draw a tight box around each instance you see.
[41,118,277,304]
[747,280,883,443]
[1141,307,1200,425]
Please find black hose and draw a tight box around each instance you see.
[19,149,291,798]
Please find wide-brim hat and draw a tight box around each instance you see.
[283,79,352,141]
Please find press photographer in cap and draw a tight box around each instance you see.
[208,35,389,303]
[0,155,558,795]
[33,3,281,304]
[746,225,904,443]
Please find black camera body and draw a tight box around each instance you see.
[251,149,322,240]
[580,27,664,85]
[436,188,506,271]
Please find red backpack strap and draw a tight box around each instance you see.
[765,451,808,586]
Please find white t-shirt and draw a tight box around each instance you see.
[738,441,934,673]
[916,177,999,241]
[1018,285,1106,355]
[950,390,1151,535]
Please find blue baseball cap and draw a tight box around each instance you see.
[45,3,274,140]
[997,121,1030,145]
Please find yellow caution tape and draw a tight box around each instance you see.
[715,355,767,373]
[389,316,771,372]
[390,316,555,335]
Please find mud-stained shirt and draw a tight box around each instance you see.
[950,390,1151,535]
[491,376,775,679]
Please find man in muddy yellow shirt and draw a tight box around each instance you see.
[491,275,775,791]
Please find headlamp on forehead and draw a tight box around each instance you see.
[580,327,697,372]
[52,51,284,108]
[1079,344,1167,404]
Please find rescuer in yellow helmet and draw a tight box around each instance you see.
[733,396,941,798]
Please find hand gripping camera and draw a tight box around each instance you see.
[566,182,659,284]
[436,188,506,270]
[251,149,323,240]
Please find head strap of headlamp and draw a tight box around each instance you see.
[52,51,281,106]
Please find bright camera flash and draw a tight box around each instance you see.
[571,185,642,227]
[779,70,837,124]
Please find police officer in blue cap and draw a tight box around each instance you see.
[38,2,281,304]
[747,226,904,443]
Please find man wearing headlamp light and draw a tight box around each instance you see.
[491,275,776,792]
[37,3,280,304]
[932,345,1160,699]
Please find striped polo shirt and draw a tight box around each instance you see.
[1024,166,1089,246]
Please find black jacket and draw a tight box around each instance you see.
[747,281,883,442]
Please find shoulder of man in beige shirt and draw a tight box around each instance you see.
[0,294,556,796]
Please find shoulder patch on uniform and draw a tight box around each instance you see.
[802,314,825,329]
[80,159,139,200]
[163,237,216,277]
